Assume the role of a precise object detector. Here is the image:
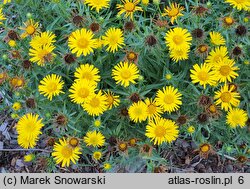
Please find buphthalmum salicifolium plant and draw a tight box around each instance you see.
[0,0,249,172]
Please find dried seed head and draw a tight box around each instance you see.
[198,95,211,106]
[108,136,117,146]
[194,6,208,16]
[89,22,100,32]
[124,21,135,31]
[73,15,84,26]
[232,46,242,56]
[64,53,76,64]
[237,155,247,164]
[55,114,68,126]
[198,113,208,123]
[192,28,204,39]
[146,35,157,46]
[120,107,129,117]
[8,30,19,40]
[177,115,188,125]
[235,25,247,36]
[129,93,140,103]
[11,50,21,59]
[46,137,55,146]
[23,60,32,70]
[26,98,36,109]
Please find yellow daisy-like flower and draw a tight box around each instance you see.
[84,0,110,13]
[116,0,143,20]
[162,3,184,24]
[3,0,11,4]
[16,113,44,149]
[29,44,55,66]
[93,151,102,160]
[210,31,226,46]
[128,101,148,123]
[112,61,139,87]
[103,163,112,170]
[24,154,35,162]
[74,64,100,83]
[155,86,182,113]
[84,130,105,147]
[205,46,228,66]
[0,8,6,25]
[213,58,239,83]
[145,117,179,145]
[165,27,192,50]
[20,19,40,38]
[225,0,250,11]
[170,48,189,62]
[38,74,64,101]
[104,90,120,109]
[82,90,108,116]
[214,84,240,111]
[52,138,82,167]
[190,63,217,88]
[69,80,96,104]
[102,28,125,53]
[226,108,248,128]
[12,102,21,111]
[68,28,97,57]
[30,31,56,48]
[145,98,163,120]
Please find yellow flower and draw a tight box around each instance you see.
[145,117,179,145]
[69,80,96,104]
[128,101,148,123]
[52,138,82,167]
[142,0,149,5]
[209,31,226,46]
[116,0,143,20]
[104,90,120,109]
[226,108,248,128]
[205,46,229,66]
[12,102,21,111]
[145,98,163,120]
[112,61,139,87]
[0,8,6,25]
[214,84,240,111]
[82,90,108,116]
[38,74,64,101]
[93,151,102,160]
[169,47,189,62]
[102,28,125,53]
[103,163,112,170]
[190,63,217,88]
[16,113,44,149]
[74,63,100,83]
[93,120,101,127]
[162,3,184,24]
[212,58,239,83]
[225,0,250,11]
[84,0,110,13]
[29,44,55,66]
[24,154,35,162]
[84,130,105,147]
[68,28,97,57]
[165,27,192,50]
[8,40,16,47]
[3,0,11,4]
[20,19,40,38]
[30,31,56,48]
[187,126,195,134]
[165,73,172,80]
[155,86,182,113]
